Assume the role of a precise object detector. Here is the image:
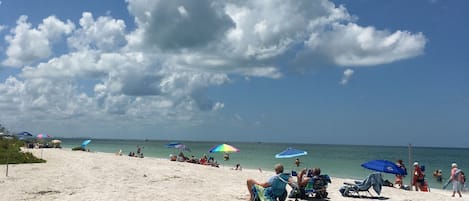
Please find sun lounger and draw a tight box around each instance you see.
[339,172,383,198]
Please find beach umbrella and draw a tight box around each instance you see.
[361,159,407,175]
[16,131,33,137]
[174,144,191,152]
[37,133,51,139]
[275,147,308,158]
[15,132,33,140]
[81,139,91,147]
[51,139,62,144]
[208,143,240,153]
[166,142,181,148]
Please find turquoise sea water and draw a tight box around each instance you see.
[60,138,468,190]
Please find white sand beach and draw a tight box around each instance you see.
[0,149,462,201]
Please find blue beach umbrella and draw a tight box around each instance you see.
[174,144,191,152]
[361,159,407,175]
[81,139,91,147]
[275,147,308,158]
[15,131,33,140]
[166,142,181,148]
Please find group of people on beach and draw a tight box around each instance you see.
[246,163,326,201]
[115,146,145,158]
[169,152,220,167]
[244,159,466,201]
[393,159,465,197]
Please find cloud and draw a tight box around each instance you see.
[340,68,354,85]
[127,0,234,50]
[2,15,75,67]
[0,0,427,133]
[67,12,127,51]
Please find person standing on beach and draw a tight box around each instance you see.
[450,163,463,197]
[395,159,406,188]
[412,162,424,191]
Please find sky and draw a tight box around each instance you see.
[0,0,468,147]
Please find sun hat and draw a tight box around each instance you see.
[413,162,419,166]
[452,163,458,168]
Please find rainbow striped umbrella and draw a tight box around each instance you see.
[208,143,240,153]
[37,133,51,139]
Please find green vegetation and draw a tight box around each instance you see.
[0,138,46,164]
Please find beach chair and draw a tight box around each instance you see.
[304,174,331,199]
[252,173,290,201]
[339,172,384,198]
[288,174,331,200]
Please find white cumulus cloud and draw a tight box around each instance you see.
[0,0,427,134]
[2,15,75,67]
[340,68,354,85]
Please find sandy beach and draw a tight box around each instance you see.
[0,149,462,201]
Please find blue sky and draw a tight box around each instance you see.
[0,0,467,147]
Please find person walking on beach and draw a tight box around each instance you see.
[450,163,463,197]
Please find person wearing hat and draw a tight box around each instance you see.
[450,163,463,197]
[412,162,424,191]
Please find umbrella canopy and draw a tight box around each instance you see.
[16,131,34,140]
[174,144,191,152]
[166,142,181,148]
[361,160,407,175]
[81,139,91,147]
[51,139,62,144]
[16,131,33,137]
[275,147,308,158]
[37,133,51,139]
[208,143,240,153]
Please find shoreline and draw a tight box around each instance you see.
[0,148,462,201]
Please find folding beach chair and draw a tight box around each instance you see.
[339,172,384,198]
[304,174,331,199]
[288,174,331,200]
[252,173,290,201]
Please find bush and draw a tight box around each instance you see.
[0,138,46,164]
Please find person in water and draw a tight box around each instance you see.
[433,169,443,183]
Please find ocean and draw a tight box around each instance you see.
[59,138,468,190]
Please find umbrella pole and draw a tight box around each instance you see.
[5,144,9,177]
[408,143,412,189]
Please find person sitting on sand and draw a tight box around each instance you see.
[169,154,177,161]
[231,163,242,171]
[199,154,208,165]
[224,153,230,161]
[187,155,198,163]
[177,152,187,162]
[297,167,321,188]
[246,164,292,201]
